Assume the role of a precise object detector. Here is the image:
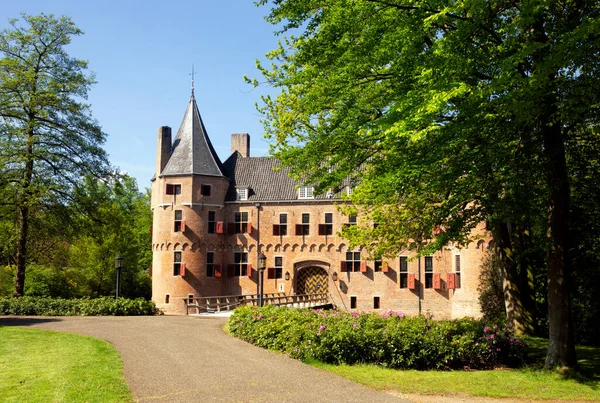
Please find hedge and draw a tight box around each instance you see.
[0,296,157,316]
[228,305,527,370]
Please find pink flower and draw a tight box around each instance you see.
[353,323,358,328]
[318,325,326,333]
[484,326,491,332]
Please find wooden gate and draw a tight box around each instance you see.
[296,266,329,295]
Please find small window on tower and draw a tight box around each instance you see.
[166,184,181,195]
[174,210,184,232]
[201,184,211,196]
[208,211,216,234]
[350,296,357,309]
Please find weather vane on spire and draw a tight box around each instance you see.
[190,64,195,95]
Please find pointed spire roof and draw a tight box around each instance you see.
[160,94,225,177]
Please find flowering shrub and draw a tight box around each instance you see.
[229,306,527,369]
[0,296,157,316]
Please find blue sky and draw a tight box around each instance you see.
[1,1,282,189]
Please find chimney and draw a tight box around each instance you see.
[156,126,172,175]
[231,133,250,158]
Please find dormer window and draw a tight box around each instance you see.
[236,188,248,201]
[347,186,353,196]
[298,186,314,199]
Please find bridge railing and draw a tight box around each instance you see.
[184,292,331,315]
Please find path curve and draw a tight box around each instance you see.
[0,316,408,403]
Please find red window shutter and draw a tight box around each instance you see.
[273,224,280,236]
[181,220,186,232]
[340,261,346,272]
[382,261,389,273]
[247,222,252,234]
[149,225,153,235]
[227,264,235,277]
[246,264,253,277]
[295,224,303,236]
[166,184,174,195]
[407,273,416,289]
[318,224,326,236]
[180,263,186,277]
[214,264,222,278]
[360,261,367,273]
[267,267,276,279]
[227,223,235,235]
[433,273,441,289]
[447,273,455,289]
[216,221,224,234]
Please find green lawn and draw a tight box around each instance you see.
[0,327,132,403]
[310,337,600,401]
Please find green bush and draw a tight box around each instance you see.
[228,306,527,370]
[0,296,157,316]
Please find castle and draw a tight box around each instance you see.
[151,92,490,316]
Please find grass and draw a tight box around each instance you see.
[309,337,600,401]
[0,327,132,403]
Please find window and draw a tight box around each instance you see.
[274,256,283,279]
[298,186,314,199]
[296,213,310,235]
[345,214,357,227]
[350,296,357,309]
[374,256,383,272]
[208,211,216,234]
[399,256,409,288]
[188,294,194,304]
[173,251,183,276]
[373,296,380,309]
[207,252,214,277]
[455,255,461,288]
[234,252,248,277]
[279,213,287,235]
[425,256,433,288]
[174,210,185,232]
[201,184,211,196]
[166,184,181,195]
[234,212,249,233]
[347,186,353,196]
[236,188,248,201]
[319,213,333,235]
[165,294,170,304]
[344,251,361,272]
[273,213,288,236]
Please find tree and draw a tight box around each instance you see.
[253,0,600,368]
[0,14,108,297]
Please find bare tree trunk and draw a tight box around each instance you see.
[14,205,29,297]
[543,121,576,368]
[13,125,35,297]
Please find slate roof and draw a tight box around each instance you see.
[222,152,346,202]
[160,94,225,177]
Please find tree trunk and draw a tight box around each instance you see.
[14,205,29,297]
[14,122,35,297]
[543,120,577,368]
[492,222,529,333]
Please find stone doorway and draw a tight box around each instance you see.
[296,266,329,295]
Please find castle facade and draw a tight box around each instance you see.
[151,94,489,316]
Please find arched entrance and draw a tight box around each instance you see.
[296,266,329,295]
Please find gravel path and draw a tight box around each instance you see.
[0,315,408,403]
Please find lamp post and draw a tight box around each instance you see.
[258,252,267,307]
[115,254,123,299]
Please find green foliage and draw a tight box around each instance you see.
[0,296,157,316]
[229,306,527,370]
